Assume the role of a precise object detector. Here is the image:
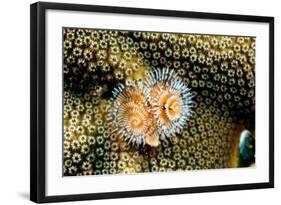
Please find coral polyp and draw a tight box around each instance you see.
[111,85,159,147]
[144,68,193,140]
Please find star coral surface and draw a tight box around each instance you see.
[63,28,255,176]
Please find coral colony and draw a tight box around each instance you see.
[63,28,256,176]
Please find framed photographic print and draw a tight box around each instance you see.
[30,1,274,203]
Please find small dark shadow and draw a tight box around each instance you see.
[18,192,29,200]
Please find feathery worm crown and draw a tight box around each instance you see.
[144,68,193,140]
[111,84,157,146]
[111,68,193,147]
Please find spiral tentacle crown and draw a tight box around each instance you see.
[111,84,159,147]
[144,68,193,140]
[111,68,193,147]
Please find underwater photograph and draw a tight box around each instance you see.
[63,28,256,176]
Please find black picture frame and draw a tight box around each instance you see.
[30,1,274,203]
